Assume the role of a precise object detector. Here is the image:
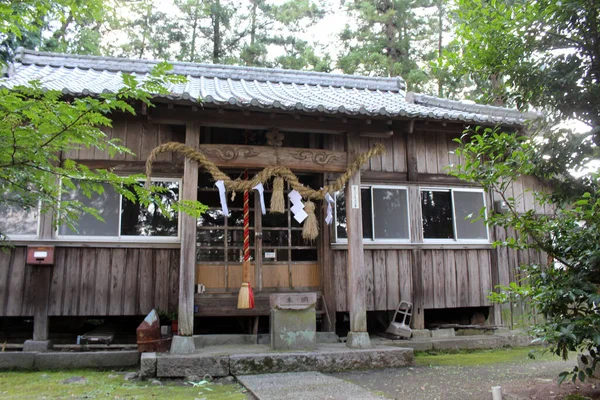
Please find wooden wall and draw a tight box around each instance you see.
[0,247,180,317]
[333,249,492,312]
[63,118,184,163]
[325,127,545,324]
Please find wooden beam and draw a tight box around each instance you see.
[178,122,200,337]
[149,106,402,136]
[197,144,348,173]
[345,131,368,333]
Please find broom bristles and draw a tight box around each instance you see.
[270,177,285,213]
[238,282,251,309]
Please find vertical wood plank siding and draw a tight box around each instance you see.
[0,247,180,316]
[64,119,183,162]
[325,129,546,316]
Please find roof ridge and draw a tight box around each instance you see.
[411,93,543,120]
[14,47,406,92]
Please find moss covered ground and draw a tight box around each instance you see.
[0,369,247,399]
[414,346,558,367]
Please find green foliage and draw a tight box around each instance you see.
[449,126,600,384]
[444,0,600,131]
[0,0,107,62]
[0,62,207,243]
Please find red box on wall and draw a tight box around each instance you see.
[26,246,55,265]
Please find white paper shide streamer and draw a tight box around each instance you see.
[324,193,335,225]
[252,182,266,215]
[215,180,228,216]
[288,189,308,223]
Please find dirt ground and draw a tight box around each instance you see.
[331,349,600,400]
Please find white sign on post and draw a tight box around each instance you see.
[351,185,360,209]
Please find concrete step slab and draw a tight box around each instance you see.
[237,371,385,400]
[230,346,413,375]
[152,344,413,378]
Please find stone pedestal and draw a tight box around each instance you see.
[270,293,317,351]
[170,335,195,354]
[346,332,371,349]
[23,340,53,352]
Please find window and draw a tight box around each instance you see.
[58,178,180,240]
[335,186,410,242]
[421,188,488,241]
[0,203,39,239]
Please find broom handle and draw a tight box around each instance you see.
[243,170,250,282]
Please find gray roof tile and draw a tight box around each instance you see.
[1,48,542,126]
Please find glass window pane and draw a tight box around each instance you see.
[421,190,454,239]
[263,211,287,228]
[197,229,226,245]
[229,210,255,227]
[228,229,254,247]
[454,191,488,240]
[196,248,224,262]
[227,248,255,263]
[120,181,179,237]
[263,230,288,247]
[198,209,225,227]
[59,182,120,236]
[373,188,409,239]
[361,188,373,239]
[334,189,373,240]
[0,204,38,236]
[291,249,318,261]
[335,191,347,239]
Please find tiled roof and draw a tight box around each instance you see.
[2,48,542,126]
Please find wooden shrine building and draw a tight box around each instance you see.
[0,49,545,345]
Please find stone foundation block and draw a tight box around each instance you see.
[230,347,413,375]
[346,332,371,349]
[432,336,504,351]
[316,332,339,343]
[34,351,139,370]
[270,309,316,351]
[194,334,257,348]
[0,352,36,370]
[23,340,53,352]
[170,336,196,354]
[156,355,230,378]
[431,328,455,338]
[140,352,157,379]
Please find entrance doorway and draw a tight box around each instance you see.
[195,171,321,293]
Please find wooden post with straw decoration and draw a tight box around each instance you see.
[238,171,255,309]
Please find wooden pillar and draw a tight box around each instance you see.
[32,267,52,341]
[320,172,336,332]
[345,131,370,347]
[406,120,425,329]
[178,122,200,337]
[32,210,54,342]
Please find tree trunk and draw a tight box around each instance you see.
[437,0,443,97]
[190,7,199,62]
[212,0,221,63]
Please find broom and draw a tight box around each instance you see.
[237,174,255,309]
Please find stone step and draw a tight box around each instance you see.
[144,344,413,378]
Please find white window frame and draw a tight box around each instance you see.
[334,184,411,244]
[0,201,41,240]
[420,187,489,244]
[56,177,182,243]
